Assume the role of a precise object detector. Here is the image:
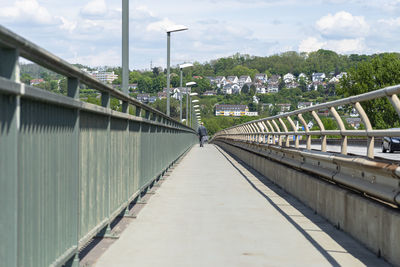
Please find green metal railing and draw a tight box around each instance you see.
[0,25,197,267]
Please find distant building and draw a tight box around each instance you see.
[267,83,279,93]
[149,96,157,103]
[277,103,291,114]
[215,104,258,117]
[203,90,217,96]
[158,91,167,99]
[256,84,267,94]
[297,102,313,109]
[283,73,295,84]
[222,83,240,94]
[346,117,361,129]
[238,75,252,87]
[89,70,118,84]
[254,73,267,84]
[312,72,326,82]
[137,93,150,103]
[298,73,308,81]
[226,76,239,84]
[30,78,44,86]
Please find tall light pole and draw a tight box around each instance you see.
[179,63,193,122]
[186,82,196,125]
[166,25,188,116]
[122,0,129,95]
[191,98,199,128]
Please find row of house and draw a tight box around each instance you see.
[215,105,258,117]
[206,72,347,95]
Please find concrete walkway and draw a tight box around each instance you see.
[94,144,387,267]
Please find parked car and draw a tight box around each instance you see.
[382,129,400,153]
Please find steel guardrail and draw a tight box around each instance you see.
[0,26,197,267]
[214,83,400,159]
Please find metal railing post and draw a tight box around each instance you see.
[287,116,299,148]
[0,47,19,267]
[354,102,374,158]
[330,107,347,155]
[298,114,311,150]
[311,111,326,152]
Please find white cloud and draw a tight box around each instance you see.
[135,5,156,18]
[69,49,120,67]
[325,38,366,53]
[316,11,369,39]
[299,37,366,54]
[298,37,326,52]
[80,0,107,17]
[379,17,400,27]
[0,0,56,25]
[59,17,77,33]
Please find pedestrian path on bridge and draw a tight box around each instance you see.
[94,145,387,267]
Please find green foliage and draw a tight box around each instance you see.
[339,53,400,129]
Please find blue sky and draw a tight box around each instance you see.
[1,0,400,70]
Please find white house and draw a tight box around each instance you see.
[312,73,326,82]
[215,104,258,117]
[297,102,313,109]
[239,75,252,87]
[256,85,267,94]
[267,83,279,93]
[283,73,295,84]
[226,76,239,84]
[223,83,240,94]
[298,73,308,81]
[215,76,226,88]
[254,73,267,84]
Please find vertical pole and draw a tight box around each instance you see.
[180,69,183,122]
[67,77,80,267]
[190,99,192,128]
[166,32,171,116]
[0,47,19,267]
[186,89,189,125]
[122,0,129,95]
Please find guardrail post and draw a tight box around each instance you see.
[354,102,374,158]
[278,118,290,147]
[311,111,327,152]
[67,77,80,267]
[287,116,299,148]
[266,120,275,144]
[272,119,282,146]
[298,114,311,150]
[0,47,19,267]
[330,107,347,155]
[135,106,142,117]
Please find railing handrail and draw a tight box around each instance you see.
[214,83,400,159]
[0,25,194,132]
[222,84,400,131]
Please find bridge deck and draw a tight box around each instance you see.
[94,144,387,267]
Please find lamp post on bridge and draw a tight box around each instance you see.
[186,82,196,125]
[122,0,129,95]
[179,63,193,122]
[191,98,199,128]
[166,26,188,116]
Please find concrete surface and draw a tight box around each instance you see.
[94,144,388,267]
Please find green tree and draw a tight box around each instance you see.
[339,53,400,129]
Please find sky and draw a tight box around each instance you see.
[1,0,400,70]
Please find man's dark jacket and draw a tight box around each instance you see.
[198,125,207,137]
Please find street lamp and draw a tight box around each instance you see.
[186,82,196,125]
[122,0,129,95]
[179,63,193,121]
[191,99,199,128]
[166,25,188,116]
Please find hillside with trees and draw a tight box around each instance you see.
[19,50,400,135]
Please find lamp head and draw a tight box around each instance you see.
[180,63,194,69]
[186,82,197,86]
[166,25,188,33]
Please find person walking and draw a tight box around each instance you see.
[197,122,208,147]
